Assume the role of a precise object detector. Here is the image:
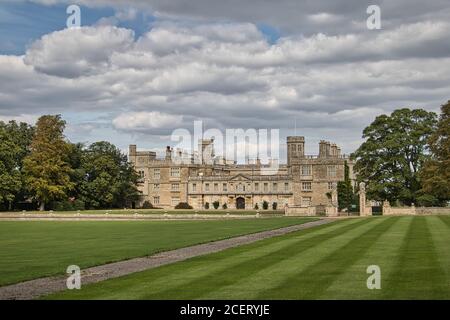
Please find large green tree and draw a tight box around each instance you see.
[23,115,74,210]
[0,121,34,210]
[80,141,139,209]
[352,108,437,205]
[419,101,450,205]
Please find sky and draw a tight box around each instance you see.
[1,0,450,160]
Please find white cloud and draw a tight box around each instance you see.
[113,111,183,131]
[1,18,450,153]
[24,26,135,77]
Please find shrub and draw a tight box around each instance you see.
[272,202,278,210]
[204,202,210,209]
[213,201,220,209]
[53,200,85,211]
[141,201,154,209]
[254,203,259,210]
[174,202,193,209]
[222,203,227,209]
[262,201,269,210]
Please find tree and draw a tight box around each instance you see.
[213,201,220,209]
[338,161,355,211]
[80,141,139,209]
[23,115,74,210]
[419,101,450,205]
[0,121,34,210]
[352,108,437,205]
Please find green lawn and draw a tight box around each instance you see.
[0,217,313,286]
[47,216,450,300]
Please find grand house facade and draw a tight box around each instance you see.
[129,137,355,210]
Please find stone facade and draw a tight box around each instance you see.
[129,137,355,210]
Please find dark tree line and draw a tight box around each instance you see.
[0,115,139,211]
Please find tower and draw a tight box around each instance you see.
[286,136,305,166]
[198,139,215,164]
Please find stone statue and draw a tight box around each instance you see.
[359,182,366,192]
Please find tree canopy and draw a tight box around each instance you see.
[419,101,450,205]
[23,115,74,210]
[352,108,438,205]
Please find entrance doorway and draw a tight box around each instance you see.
[236,197,245,209]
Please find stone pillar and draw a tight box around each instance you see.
[327,182,339,217]
[331,182,338,207]
[382,200,391,215]
[359,182,367,216]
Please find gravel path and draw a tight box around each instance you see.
[0,218,333,300]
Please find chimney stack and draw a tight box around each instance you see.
[165,146,172,160]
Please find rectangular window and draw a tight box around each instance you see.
[264,183,268,192]
[171,197,180,206]
[328,182,334,190]
[153,184,160,191]
[273,183,278,192]
[205,183,210,192]
[301,165,312,175]
[153,196,160,205]
[302,197,312,207]
[214,183,218,192]
[170,167,180,177]
[302,182,312,191]
[255,183,259,192]
[192,183,197,192]
[223,183,227,192]
[327,165,337,178]
[284,182,289,192]
[153,168,160,180]
[171,183,179,191]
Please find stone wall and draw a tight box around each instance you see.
[285,206,316,216]
[382,201,450,215]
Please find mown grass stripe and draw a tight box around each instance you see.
[203,218,392,299]
[437,215,450,229]
[49,218,371,299]
[424,216,450,295]
[382,216,448,299]
[137,218,376,299]
[319,216,412,299]
[256,217,398,299]
[52,220,359,299]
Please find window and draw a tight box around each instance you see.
[153,196,160,205]
[264,183,268,192]
[153,184,160,191]
[192,183,197,192]
[171,197,180,206]
[153,168,160,180]
[328,182,334,190]
[273,183,278,192]
[205,183,210,192]
[171,183,179,191]
[138,170,145,179]
[214,183,218,192]
[301,165,312,175]
[255,183,259,192]
[327,165,337,178]
[170,167,180,177]
[284,183,289,192]
[223,183,227,192]
[302,182,312,191]
[302,197,312,207]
